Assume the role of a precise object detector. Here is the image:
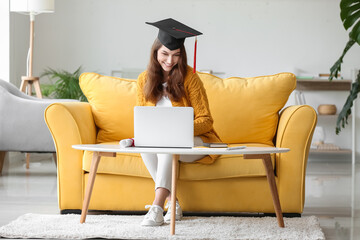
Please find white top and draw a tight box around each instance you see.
[156,95,172,107]
[156,82,172,107]
[72,144,290,156]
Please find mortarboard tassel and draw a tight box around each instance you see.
[193,37,197,73]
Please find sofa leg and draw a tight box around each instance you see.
[53,153,57,167]
[26,153,30,169]
[0,151,6,175]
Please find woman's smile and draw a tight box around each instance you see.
[157,45,180,72]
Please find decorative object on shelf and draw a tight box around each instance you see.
[292,67,317,79]
[199,69,226,77]
[312,126,325,147]
[294,91,306,105]
[293,70,343,80]
[10,0,55,99]
[318,73,342,80]
[316,143,341,151]
[312,127,341,151]
[317,104,337,115]
[40,66,87,101]
[329,0,360,134]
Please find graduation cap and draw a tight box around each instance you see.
[146,18,202,73]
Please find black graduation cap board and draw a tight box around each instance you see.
[146,18,202,72]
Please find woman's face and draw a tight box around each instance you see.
[157,45,181,73]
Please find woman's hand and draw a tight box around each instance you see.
[119,138,135,148]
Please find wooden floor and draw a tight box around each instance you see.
[0,152,359,240]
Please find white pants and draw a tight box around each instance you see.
[141,137,206,192]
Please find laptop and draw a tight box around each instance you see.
[134,106,194,148]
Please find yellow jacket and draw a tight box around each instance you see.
[136,66,222,164]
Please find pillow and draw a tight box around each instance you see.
[80,71,296,145]
[198,72,296,145]
[79,72,137,143]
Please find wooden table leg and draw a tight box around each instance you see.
[80,151,116,223]
[244,154,285,227]
[171,154,180,235]
[80,151,101,223]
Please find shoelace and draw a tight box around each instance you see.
[144,205,158,220]
[145,205,163,212]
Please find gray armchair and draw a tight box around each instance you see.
[0,79,77,174]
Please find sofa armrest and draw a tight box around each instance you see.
[0,86,77,152]
[45,102,97,210]
[275,105,317,213]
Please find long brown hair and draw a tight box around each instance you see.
[144,38,188,103]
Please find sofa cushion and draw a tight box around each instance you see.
[198,72,296,145]
[79,72,137,143]
[80,72,295,145]
[82,142,275,180]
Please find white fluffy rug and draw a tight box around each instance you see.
[0,213,325,240]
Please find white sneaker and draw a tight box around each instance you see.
[141,205,164,226]
[164,201,183,223]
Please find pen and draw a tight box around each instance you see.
[226,146,246,150]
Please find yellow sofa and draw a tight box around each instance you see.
[45,71,317,215]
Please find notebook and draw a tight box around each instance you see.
[134,106,194,148]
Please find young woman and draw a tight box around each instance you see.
[121,18,221,226]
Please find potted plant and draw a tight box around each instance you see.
[329,0,360,134]
[40,66,87,102]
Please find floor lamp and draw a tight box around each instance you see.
[10,0,55,99]
[10,0,55,169]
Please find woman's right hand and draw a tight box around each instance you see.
[119,138,135,148]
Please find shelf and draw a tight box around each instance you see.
[309,149,352,154]
[296,79,351,91]
[317,114,338,117]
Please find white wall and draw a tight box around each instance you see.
[9,0,360,154]
[0,0,10,82]
[11,0,360,81]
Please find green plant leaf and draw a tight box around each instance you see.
[40,84,56,97]
[350,19,360,42]
[41,66,87,102]
[341,0,360,44]
[341,2,360,29]
[329,0,360,134]
[340,2,360,23]
[329,38,355,80]
[336,70,360,134]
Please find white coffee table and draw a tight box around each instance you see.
[72,144,290,235]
